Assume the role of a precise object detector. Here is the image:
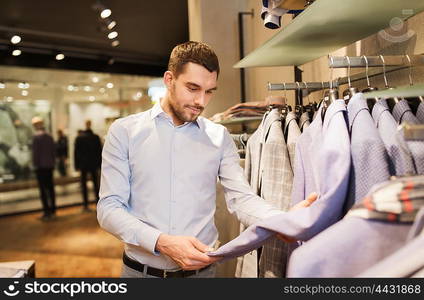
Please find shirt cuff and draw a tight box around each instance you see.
[136,226,163,256]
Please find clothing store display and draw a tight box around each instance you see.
[372,99,416,176]
[288,176,424,277]
[284,111,301,168]
[98,102,283,271]
[416,102,424,123]
[209,100,351,260]
[236,108,293,278]
[299,111,310,132]
[344,93,391,211]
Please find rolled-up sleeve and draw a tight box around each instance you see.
[97,120,162,255]
[218,128,284,227]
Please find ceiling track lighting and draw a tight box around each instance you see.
[55,53,65,60]
[10,35,22,45]
[12,49,22,56]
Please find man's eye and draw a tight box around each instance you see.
[188,87,197,91]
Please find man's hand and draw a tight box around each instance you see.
[155,234,221,270]
[276,192,319,243]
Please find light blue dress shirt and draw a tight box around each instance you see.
[97,102,283,270]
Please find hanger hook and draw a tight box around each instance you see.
[295,81,301,106]
[405,54,413,86]
[361,55,370,88]
[303,81,310,104]
[379,54,389,88]
[345,56,352,88]
[329,55,334,90]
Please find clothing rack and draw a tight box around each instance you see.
[267,81,334,91]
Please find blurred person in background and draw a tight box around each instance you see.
[74,120,102,211]
[56,129,68,177]
[31,116,56,220]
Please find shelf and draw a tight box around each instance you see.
[216,116,263,125]
[363,83,424,99]
[235,0,424,68]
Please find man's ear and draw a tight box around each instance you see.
[163,71,174,89]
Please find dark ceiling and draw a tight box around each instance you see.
[0,0,189,76]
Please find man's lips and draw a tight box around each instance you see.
[187,106,202,114]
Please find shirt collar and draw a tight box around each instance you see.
[347,93,369,129]
[150,101,201,129]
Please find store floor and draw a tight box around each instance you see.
[0,203,124,278]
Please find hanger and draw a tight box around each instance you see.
[294,82,304,119]
[342,56,358,104]
[380,54,401,112]
[361,55,379,112]
[404,54,424,114]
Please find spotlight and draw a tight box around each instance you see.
[11,35,21,44]
[99,88,106,93]
[106,82,114,89]
[67,85,75,91]
[108,31,118,39]
[84,86,92,92]
[89,96,96,101]
[21,90,29,96]
[12,49,21,56]
[92,77,99,83]
[18,82,30,89]
[0,82,5,89]
[55,53,65,60]
[111,40,120,47]
[101,8,111,19]
[106,20,116,30]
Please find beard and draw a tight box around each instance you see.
[168,84,204,124]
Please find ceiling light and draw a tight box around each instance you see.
[0,82,5,89]
[21,90,28,96]
[99,87,106,93]
[6,96,13,102]
[89,96,96,101]
[92,77,99,83]
[108,31,118,39]
[111,40,120,47]
[12,49,21,56]
[67,85,74,91]
[11,35,21,44]
[84,86,92,92]
[56,53,65,60]
[107,58,115,65]
[106,82,114,89]
[100,9,111,19]
[107,20,116,30]
[18,82,29,89]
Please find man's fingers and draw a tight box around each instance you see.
[191,237,214,253]
[305,192,318,205]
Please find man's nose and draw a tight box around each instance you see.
[194,93,206,107]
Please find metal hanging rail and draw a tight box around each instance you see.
[328,54,424,68]
[267,81,335,91]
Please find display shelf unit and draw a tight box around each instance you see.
[235,0,424,68]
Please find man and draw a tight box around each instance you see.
[74,121,102,210]
[97,41,317,278]
[31,116,56,220]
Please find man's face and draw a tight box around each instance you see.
[165,62,217,124]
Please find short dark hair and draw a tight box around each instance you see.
[168,41,220,78]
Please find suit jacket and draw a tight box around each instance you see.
[344,93,391,212]
[284,111,301,169]
[372,99,416,176]
[237,109,293,278]
[416,102,424,123]
[210,100,351,260]
[299,112,310,132]
[392,100,424,174]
